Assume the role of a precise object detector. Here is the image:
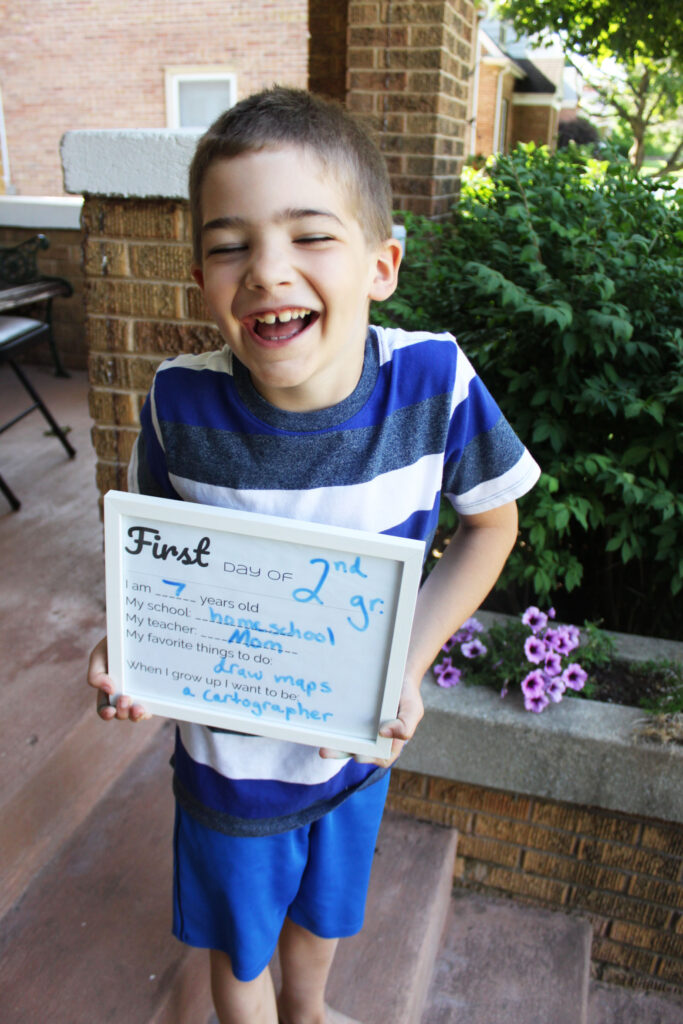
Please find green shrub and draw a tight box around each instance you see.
[376,145,683,639]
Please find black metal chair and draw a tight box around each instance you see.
[0,315,76,511]
[0,234,73,377]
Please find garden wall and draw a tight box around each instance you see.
[388,768,683,994]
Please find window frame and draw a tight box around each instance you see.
[164,68,237,129]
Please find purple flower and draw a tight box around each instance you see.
[461,638,487,659]
[562,663,587,691]
[452,617,484,644]
[441,636,456,654]
[544,651,563,677]
[522,606,548,634]
[434,663,462,688]
[521,670,547,698]
[545,676,566,703]
[552,628,578,656]
[566,625,581,647]
[524,691,550,713]
[524,635,547,665]
[548,607,556,619]
[543,627,559,650]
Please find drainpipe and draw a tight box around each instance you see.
[492,68,505,155]
[0,86,13,193]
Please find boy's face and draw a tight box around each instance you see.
[192,146,401,412]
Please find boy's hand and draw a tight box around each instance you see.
[87,636,150,722]
[319,677,423,769]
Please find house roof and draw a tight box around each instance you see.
[512,58,557,94]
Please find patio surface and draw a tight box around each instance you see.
[0,365,107,808]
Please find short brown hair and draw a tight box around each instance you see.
[189,86,394,263]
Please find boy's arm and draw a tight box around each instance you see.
[323,500,519,767]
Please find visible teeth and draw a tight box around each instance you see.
[254,308,311,324]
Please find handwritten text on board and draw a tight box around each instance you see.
[106,494,424,753]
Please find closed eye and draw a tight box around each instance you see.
[294,234,335,245]
[206,243,248,257]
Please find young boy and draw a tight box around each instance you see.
[88,87,540,1024]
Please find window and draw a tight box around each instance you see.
[165,69,237,129]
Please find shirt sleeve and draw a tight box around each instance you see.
[127,372,181,499]
[442,343,540,515]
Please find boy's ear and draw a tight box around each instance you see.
[191,265,205,291]
[368,237,402,303]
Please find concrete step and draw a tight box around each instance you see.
[0,722,215,1024]
[320,811,458,1024]
[0,709,165,919]
[422,888,593,1024]
[589,981,683,1024]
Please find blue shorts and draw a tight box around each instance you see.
[172,772,390,982]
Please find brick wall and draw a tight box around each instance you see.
[2,0,308,196]
[0,225,86,370]
[347,1,477,217]
[474,64,515,156]
[473,64,498,155]
[388,769,683,994]
[512,102,559,149]
[309,0,349,100]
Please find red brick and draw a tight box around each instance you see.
[458,834,521,868]
[483,866,569,904]
[6,4,308,196]
[579,840,681,881]
[592,937,658,975]
[523,850,630,893]
[385,793,470,830]
[427,779,532,820]
[474,815,576,856]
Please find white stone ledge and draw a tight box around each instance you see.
[401,610,683,823]
[404,675,682,823]
[0,195,84,230]
[61,129,203,199]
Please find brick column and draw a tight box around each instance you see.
[80,194,219,499]
[347,1,476,217]
[309,0,349,100]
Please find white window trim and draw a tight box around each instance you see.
[164,68,237,129]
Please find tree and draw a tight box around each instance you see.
[496,1,682,62]
[496,1,683,175]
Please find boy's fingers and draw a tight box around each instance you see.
[96,688,118,721]
[87,636,112,692]
[379,718,409,740]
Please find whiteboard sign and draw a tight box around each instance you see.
[104,491,424,757]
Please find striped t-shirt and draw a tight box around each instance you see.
[128,325,540,835]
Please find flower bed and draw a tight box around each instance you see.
[433,607,683,718]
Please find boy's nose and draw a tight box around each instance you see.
[244,243,293,291]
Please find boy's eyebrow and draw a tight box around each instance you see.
[202,209,344,233]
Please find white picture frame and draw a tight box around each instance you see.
[104,490,424,757]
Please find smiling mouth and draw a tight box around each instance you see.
[246,308,318,343]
